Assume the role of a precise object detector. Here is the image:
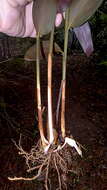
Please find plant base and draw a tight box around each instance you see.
[8,136,82,190]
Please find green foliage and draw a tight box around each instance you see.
[99,60,107,66]
[89,0,107,60]
[32,0,57,36]
[68,0,103,28]
[55,0,107,57]
[100,13,107,23]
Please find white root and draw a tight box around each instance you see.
[54,137,82,157]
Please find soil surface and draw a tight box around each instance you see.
[0,54,107,190]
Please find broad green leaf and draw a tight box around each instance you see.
[32,0,57,36]
[68,0,104,28]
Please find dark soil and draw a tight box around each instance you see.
[0,54,107,190]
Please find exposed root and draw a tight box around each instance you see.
[8,136,82,190]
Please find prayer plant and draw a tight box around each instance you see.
[32,0,103,153]
[8,0,104,188]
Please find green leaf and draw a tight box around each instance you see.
[99,61,107,66]
[68,0,104,28]
[32,0,57,36]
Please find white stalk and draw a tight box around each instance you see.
[47,26,55,144]
[36,33,49,149]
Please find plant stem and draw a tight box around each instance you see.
[56,81,63,125]
[47,26,55,144]
[40,40,46,61]
[36,34,48,147]
[61,9,69,138]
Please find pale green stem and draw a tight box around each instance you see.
[61,8,69,138]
